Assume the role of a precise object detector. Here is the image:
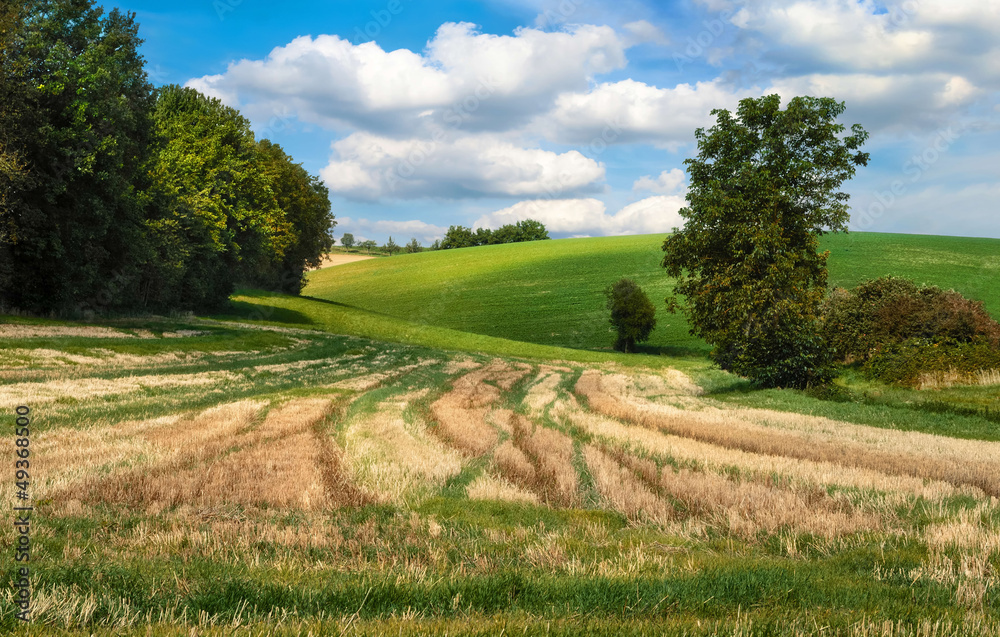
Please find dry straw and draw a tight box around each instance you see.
[576,370,1000,497]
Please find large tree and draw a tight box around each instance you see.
[255,139,334,293]
[0,0,155,312]
[144,85,291,309]
[662,95,869,388]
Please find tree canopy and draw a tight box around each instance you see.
[662,94,869,388]
[605,278,657,353]
[1,0,155,312]
[440,220,550,249]
[0,1,335,313]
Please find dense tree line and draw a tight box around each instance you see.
[0,1,334,314]
[440,219,548,249]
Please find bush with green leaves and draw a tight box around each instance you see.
[604,278,656,353]
[821,276,1000,362]
[862,337,1000,386]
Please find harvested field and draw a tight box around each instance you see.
[576,370,1000,497]
[583,444,673,524]
[341,391,462,504]
[57,399,338,509]
[466,473,540,504]
[428,360,530,456]
[6,314,1000,635]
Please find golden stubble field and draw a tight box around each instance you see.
[2,322,999,634]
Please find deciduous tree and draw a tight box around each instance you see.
[254,139,334,293]
[662,95,869,388]
[605,278,656,353]
[1,0,156,312]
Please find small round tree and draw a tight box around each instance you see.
[605,278,657,353]
[341,233,355,249]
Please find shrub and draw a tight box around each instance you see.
[821,276,1000,362]
[863,337,1000,387]
[604,278,656,353]
[714,315,837,389]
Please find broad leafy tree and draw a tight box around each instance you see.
[1,0,155,312]
[359,240,377,255]
[144,85,291,309]
[405,238,422,253]
[441,225,476,249]
[515,219,549,241]
[662,95,869,388]
[0,2,29,236]
[340,233,355,249]
[605,278,656,353]
[255,139,334,293]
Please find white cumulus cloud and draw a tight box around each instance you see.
[187,22,628,135]
[321,132,606,200]
[633,168,686,194]
[474,195,685,236]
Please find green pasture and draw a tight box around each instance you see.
[302,232,1000,357]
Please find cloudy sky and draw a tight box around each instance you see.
[112,0,1000,243]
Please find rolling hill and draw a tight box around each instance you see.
[303,232,1000,357]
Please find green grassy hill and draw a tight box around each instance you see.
[303,232,1000,356]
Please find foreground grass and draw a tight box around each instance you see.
[3,317,999,634]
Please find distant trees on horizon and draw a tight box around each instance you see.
[440,219,549,250]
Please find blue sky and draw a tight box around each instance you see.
[109,0,1000,243]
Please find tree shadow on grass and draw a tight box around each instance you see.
[299,295,400,318]
[216,298,316,326]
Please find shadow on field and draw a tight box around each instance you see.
[620,343,712,359]
[221,299,316,326]
[300,295,399,318]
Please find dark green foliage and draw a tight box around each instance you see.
[253,139,335,293]
[0,2,332,313]
[441,225,477,249]
[143,85,292,309]
[822,276,1000,362]
[662,95,869,388]
[359,240,378,255]
[604,278,656,353]
[474,226,494,246]
[429,239,441,250]
[405,238,422,254]
[440,220,549,249]
[0,2,29,231]
[862,337,1000,386]
[341,233,355,249]
[0,0,156,313]
[514,219,549,241]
